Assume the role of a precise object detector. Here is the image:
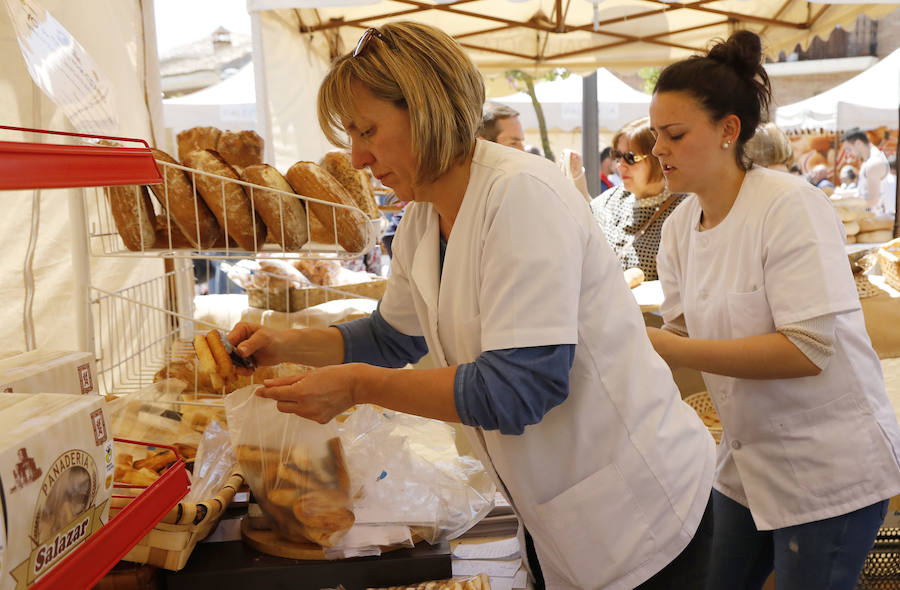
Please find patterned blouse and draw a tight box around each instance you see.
[589,186,686,281]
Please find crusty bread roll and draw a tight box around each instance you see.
[216,130,264,172]
[843,220,860,237]
[856,229,894,244]
[153,214,235,249]
[320,151,381,220]
[285,161,368,252]
[240,164,309,251]
[184,149,267,251]
[858,214,894,233]
[149,148,222,248]
[105,184,156,251]
[177,126,221,162]
[624,267,645,289]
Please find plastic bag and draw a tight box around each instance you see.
[365,573,491,589]
[340,405,495,544]
[225,385,355,548]
[184,420,236,503]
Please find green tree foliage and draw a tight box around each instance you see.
[504,68,569,162]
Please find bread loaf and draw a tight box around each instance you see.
[105,184,156,251]
[184,149,267,251]
[217,130,264,172]
[843,220,860,237]
[858,213,894,233]
[240,164,309,250]
[285,161,368,252]
[177,126,221,162]
[149,148,222,248]
[856,229,894,244]
[321,150,381,219]
[153,214,235,249]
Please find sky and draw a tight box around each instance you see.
[154,0,252,53]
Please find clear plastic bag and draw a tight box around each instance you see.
[225,385,355,548]
[183,420,235,503]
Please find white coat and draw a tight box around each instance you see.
[380,140,715,589]
[658,166,900,530]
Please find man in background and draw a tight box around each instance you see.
[841,127,891,213]
[598,146,622,192]
[478,103,525,151]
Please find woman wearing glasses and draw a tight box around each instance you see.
[589,117,687,281]
[229,22,715,589]
[647,30,900,590]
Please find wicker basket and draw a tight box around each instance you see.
[683,391,723,444]
[878,238,900,292]
[112,467,244,571]
[247,278,387,312]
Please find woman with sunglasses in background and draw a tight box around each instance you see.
[229,21,717,590]
[647,30,900,590]
[589,116,688,281]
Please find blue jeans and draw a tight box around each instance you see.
[708,489,888,590]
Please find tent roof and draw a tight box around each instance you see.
[775,47,900,131]
[248,0,897,77]
[494,67,649,104]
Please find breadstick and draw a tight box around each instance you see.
[205,330,235,381]
[193,333,224,390]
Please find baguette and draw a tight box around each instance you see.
[285,161,368,252]
[105,184,156,251]
[217,130,264,172]
[321,150,381,219]
[184,149,267,251]
[149,148,222,248]
[177,126,221,162]
[240,164,309,250]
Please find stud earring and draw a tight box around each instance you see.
[722,141,731,149]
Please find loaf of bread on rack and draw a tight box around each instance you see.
[217,130,264,172]
[177,126,221,161]
[183,149,267,251]
[285,161,368,253]
[240,164,309,251]
[105,184,157,251]
[320,150,381,220]
[149,148,222,248]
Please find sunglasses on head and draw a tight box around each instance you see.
[353,27,396,58]
[612,150,650,165]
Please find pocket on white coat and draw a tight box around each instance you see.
[771,393,877,498]
[726,287,776,337]
[533,462,655,589]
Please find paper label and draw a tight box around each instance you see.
[3,0,119,135]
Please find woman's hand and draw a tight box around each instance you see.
[227,322,292,372]
[255,364,372,423]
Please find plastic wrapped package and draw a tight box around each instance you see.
[183,420,235,504]
[225,385,355,548]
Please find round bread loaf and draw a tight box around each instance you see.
[149,148,222,248]
[320,151,381,219]
[856,229,894,244]
[285,161,368,253]
[184,149,267,251]
[843,220,860,237]
[217,130,264,172]
[240,164,309,251]
[106,184,156,251]
[153,215,236,249]
[177,126,221,162]
[858,213,894,233]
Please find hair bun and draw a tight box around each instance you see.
[708,30,763,78]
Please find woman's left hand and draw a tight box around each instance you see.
[256,364,367,423]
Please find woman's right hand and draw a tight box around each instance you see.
[227,322,291,370]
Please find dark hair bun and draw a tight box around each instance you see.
[708,30,763,79]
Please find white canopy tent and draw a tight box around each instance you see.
[493,68,651,132]
[776,48,900,132]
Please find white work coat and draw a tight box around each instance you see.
[380,140,715,589]
[658,166,900,530]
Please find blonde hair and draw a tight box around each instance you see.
[611,117,664,184]
[745,122,794,168]
[317,22,485,184]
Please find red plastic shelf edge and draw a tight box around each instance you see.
[0,141,163,190]
[28,457,190,590]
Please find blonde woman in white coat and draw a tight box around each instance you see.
[228,22,716,590]
[648,30,900,590]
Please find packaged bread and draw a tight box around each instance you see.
[0,349,97,395]
[0,393,113,588]
[149,148,222,248]
[216,130,264,172]
[320,150,381,220]
[240,164,309,251]
[285,161,368,252]
[105,184,156,251]
[177,126,221,162]
[293,259,341,286]
[183,150,267,251]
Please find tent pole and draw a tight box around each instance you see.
[250,11,274,165]
[583,70,599,198]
